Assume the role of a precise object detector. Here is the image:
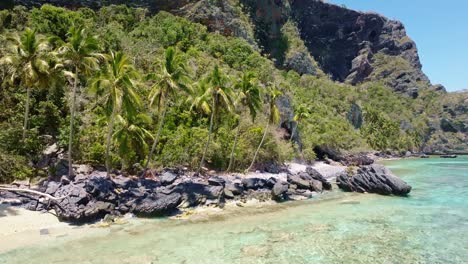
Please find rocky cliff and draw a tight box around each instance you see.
[10,0,439,96]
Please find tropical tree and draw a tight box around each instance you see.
[227,71,261,171]
[141,47,190,177]
[191,66,233,173]
[113,113,153,171]
[290,103,311,141]
[89,51,141,177]
[248,85,282,171]
[0,28,51,140]
[58,25,103,178]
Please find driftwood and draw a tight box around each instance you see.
[0,186,68,201]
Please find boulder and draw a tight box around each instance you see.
[309,179,323,192]
[224,182,244,198]
[242,178,267,190]
[287,174,310,190]
[305,167,332,190]
[266,177,277,188]
[132,192,182,216]
[336,164,412,196]
[176,182,224,206]
[271,181,289,201]
[208,176,226,187]
[160,171,178,185]
[54,159,69,178]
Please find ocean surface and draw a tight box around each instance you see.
[1,156,467,263]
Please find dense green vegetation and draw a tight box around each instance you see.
[0,4,451,182]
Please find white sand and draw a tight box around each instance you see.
[0,204,109,254]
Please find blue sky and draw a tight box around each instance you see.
[329,0,468,91]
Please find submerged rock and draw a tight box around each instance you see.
[336,164,412,196]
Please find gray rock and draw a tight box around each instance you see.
[208,176,226,187]
[160,171,178,186]
[242,178,267,190]
[271,181,289,201]
[133,192,182,216]
[309,179,323,192]
[305,167,332,190]
[45,181,60,195]
[224,182,244,196]
[176,182,224,206]
[336,164,412,196]
[287,174,310,190]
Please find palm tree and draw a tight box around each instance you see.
[114,113,153,171]
[141,47,190,177]
[0,28,51,140]
[248,85,282,171]
[290,103,311,141]
[227,72,261,171]
[89,51,141,177]
[191,66,233,173]
[58,25,103,178]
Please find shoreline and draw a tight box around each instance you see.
[0,154,421,254]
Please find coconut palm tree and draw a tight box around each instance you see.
[141,47,191,177]
[89,51,141,177]
[290,103,311,141]
[191,66,233,173]
[227,71,261,171]
[113,113,153,171]
[248,85,282,171]
[58,25,103,178]
[0,28,51,140]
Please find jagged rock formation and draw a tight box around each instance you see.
[336,164,412,196]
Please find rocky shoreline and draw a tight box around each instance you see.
[0,153,413,224]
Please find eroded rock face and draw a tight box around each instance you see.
[290,0,431,96]
[336,164,412,196]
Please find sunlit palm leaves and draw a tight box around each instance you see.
[90,51,141,176]
[142,47,191,176]
[0,28,51,140]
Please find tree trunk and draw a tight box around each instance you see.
[141,100,169,178]
[199,97,216,173]
[248,122,269,171]
[22,87,31,141]
[105,107,117,178]
[227,120,241,172]
[68,67,79,179]
[290,121,297,141]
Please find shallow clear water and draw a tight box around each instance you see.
[1,157,467,264]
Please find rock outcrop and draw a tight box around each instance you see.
[1,165,334,223]
[336,164,412,196]
[290,0,433,97]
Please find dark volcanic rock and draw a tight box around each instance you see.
[287,174,310,190]
[305,167,332,190]
[242,178,267,190]
[336,164,412,196]
[176,182,224,206]
[224,182,244,198]
[340,153,375,166]
[132,192,182,216]
[160,171,178,186]
[208,176,226,187]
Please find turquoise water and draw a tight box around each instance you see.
[1,157,467,263]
